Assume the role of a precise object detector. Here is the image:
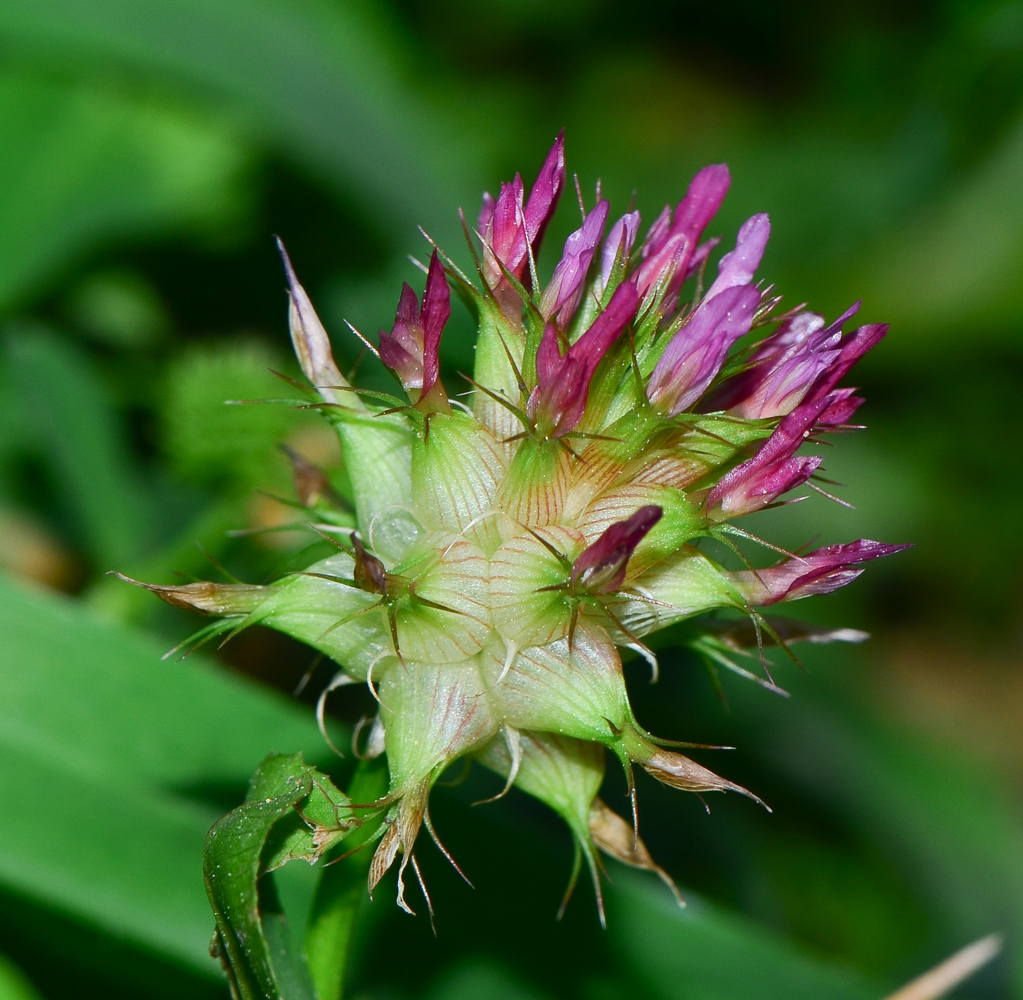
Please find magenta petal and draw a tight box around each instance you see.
[636,164,731,301]
[712,453,822,517]
[395,283,419,325]
[378,333,423,387]
[571,505,663,594]
[599,210,641,291]
[732,540,911,605]
[817,388,864,426]
[810,322,887,401]
[647,284,761,416]
[528,281,639,436]
[420,251,451,398]
[539,200,610,325]
[706,392,832,515]
[524,131,566,252]
[641,206,671,259]
[671,164,731,240]
[379,252,449,402]
[704,213,771,299]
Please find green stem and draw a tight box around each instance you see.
[304,757,388,1000]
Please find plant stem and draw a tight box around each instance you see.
[304,757,388,1000]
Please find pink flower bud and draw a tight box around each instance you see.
[598,210,641,293]
[703,212,771,300]
[636,164,731,305]
[527,280,639,437]
[730,539,912,605]
[479,133,566,318]
[378,250,450,412]
[539,199,609,326]
[570,505,663,595]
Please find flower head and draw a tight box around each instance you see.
[126,135,906,924]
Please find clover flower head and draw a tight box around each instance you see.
[127,134,908,923]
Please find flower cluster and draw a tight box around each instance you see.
[127,133,907,921]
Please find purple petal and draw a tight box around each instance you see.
[704,213,771,299]
[528,281,639,436]
[599,210,641,292]
[420,251,451,399]
[708,305,876,418]
[647,284,761,416]
[636,164,731,301]
[730,540,911,605]
[571,505,663,594]
[539,200,610,325]
[523,131,566,252]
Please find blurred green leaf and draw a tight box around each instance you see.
[852,112,1023,349]
[0,71,245,312]
[0,0,473,244]
[161,339,306,488]
[0,954,42,1000]
[4,325,149,567]
[0,573,333,973]
[746,681,1023,994]
[607,874,877,1000]
[425,959,548,1000]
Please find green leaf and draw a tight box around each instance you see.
[607,874,877,1000]
[205,755,330,1000]
[0,0,471,244]
[0,953,43,1000]
[304,757,389,1000]
[3,326,149,566]
[0,574,333,975]
[0,70,244,312]
[247,753,355,872]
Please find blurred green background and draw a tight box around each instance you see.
[0,0,1021,998]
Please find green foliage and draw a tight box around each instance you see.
[161,340,306,488]
[0,574,330,978]
[205,753,353,1000]
[0,71,245,313]
[0,954,43,1000]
